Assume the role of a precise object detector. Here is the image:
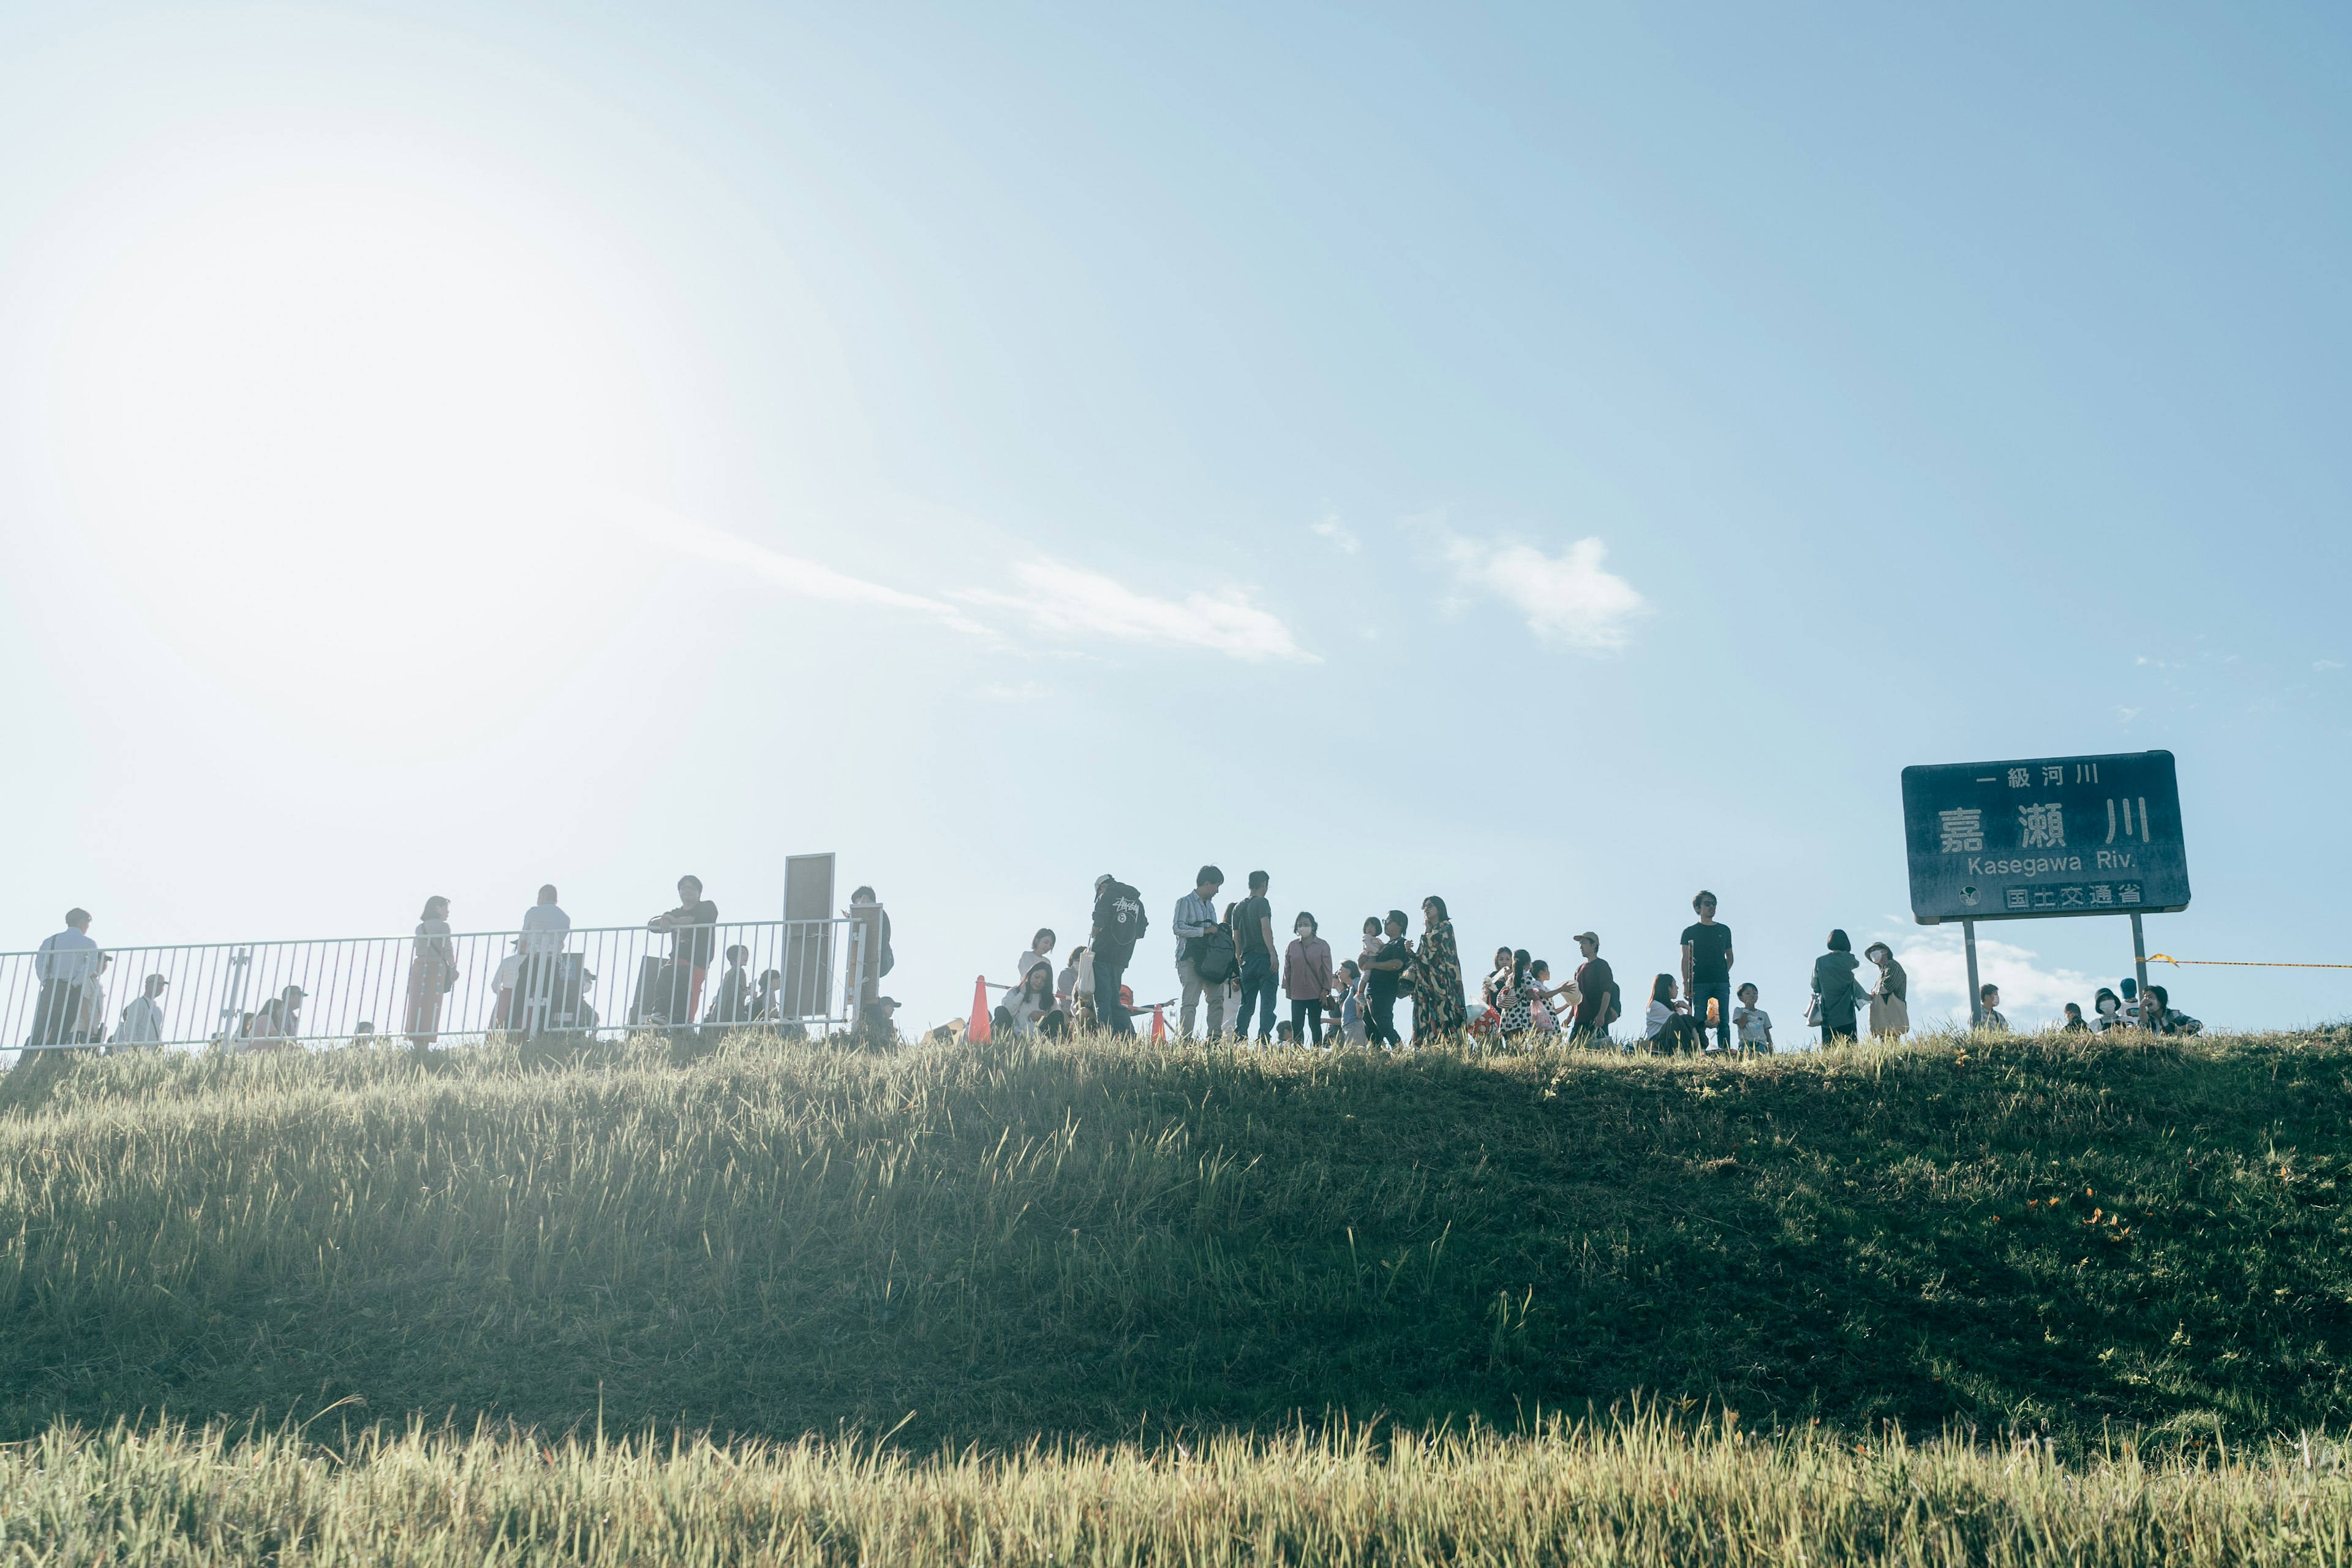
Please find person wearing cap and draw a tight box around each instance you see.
[1569,932,1617,1044]
[111,973,170,1050]
[859,994,901,1046]
[1088,872,1147,1035]
[28,907,99,1048]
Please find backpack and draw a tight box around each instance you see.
[1096,882,1148,956]
[1188,925,1237,984]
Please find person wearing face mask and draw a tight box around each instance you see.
[1282,912,1335,1047]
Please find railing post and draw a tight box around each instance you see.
[219,948,253,1050]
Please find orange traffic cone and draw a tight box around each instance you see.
[968,976,993,1043]
[1150,1003,1167,1041]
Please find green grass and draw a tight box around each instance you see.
[12,1408,2352,1566]
[4,1025,2351,1455]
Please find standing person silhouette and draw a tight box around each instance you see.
[403,897,454,1047]
[1411,897,1467,1041]
[27,908,98,1049]
[1087,872,1147,1036]
[1679,892,1734,1054]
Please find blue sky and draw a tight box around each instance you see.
[3,2,2347,1035]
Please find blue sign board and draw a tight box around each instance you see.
[1901,750,2190,925]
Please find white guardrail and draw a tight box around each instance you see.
[2,918,865,1054]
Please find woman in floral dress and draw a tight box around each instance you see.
[1412,895,1467,1041]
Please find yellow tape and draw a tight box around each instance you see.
[2147,954,2352,970]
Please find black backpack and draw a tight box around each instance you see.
[1096,881,1148,954]
[1188,924,1237,984]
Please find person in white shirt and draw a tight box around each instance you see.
[112,974,170,1050]
[77,953,114,1044]
[1019,929,1056,984]
[516,885,570,1038]
[1732,982,1773,1054]
[492,940,526,1031]
[29,908,100,1047]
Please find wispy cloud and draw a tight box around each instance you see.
[1310,511,1360,554]
[1872,923,2103,1032]
[959,559,1316,663]
[1412,517,1646,651]
[978,680,1047,702]
[2316,660,2345,672]
[600,496,995,637]
[2114,706,2143,724]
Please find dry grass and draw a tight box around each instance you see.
[8,1405,2352,1565]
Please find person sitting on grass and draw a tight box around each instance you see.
[705,944,753,1027]
[1000,963,1063,1038]
[2062,1001,2089,1031]
[2092,987,2124,1030]
[2144,984,2200,1036]
[1644,974,1705,1054]
[1978,984,2008,1033]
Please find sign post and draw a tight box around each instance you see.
[1963,919,1981,1028]
[1901,750,2190,1026]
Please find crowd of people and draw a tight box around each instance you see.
[21,870,2201,1054]
[16,878,908,1052]
[976,872,2202,1050]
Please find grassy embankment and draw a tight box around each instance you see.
[2,1025,2350,1453]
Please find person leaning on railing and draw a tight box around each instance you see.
[647,875,718,1025]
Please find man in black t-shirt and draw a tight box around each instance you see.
[1679,891,1735,1053]
[1230,870,1278,1042]
[1570,930,1616,1043]
[1362,909,1412,1048]
[645,875,720,1025]
[1088,873,1147,1036]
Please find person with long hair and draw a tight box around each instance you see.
[1499,948,1537,1036]
[1863,941,1909,1039]
[1412,897,1467,1041]
[1480,945,1513,1016]
[404,895,454,1047]
[1812,929,1864,1045]
[1001,962,1062,1036]
[1645,973,1705,1052]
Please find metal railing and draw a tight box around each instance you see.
[2,918,865,1054]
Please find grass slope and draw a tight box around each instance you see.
[2,1027,2349,1448]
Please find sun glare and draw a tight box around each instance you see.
[55,181,662,733]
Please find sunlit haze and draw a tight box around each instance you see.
[4,4,2348,1033]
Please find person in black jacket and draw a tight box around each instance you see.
[1088,873,1147,1035]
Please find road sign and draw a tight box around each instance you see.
[1901,750,2190,925]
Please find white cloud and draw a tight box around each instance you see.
[978,680,1047,702]
[958,559,1316,663]
[1413,518,1646,651]
[1311,511,1360,553]
[2113,706,2143,724]
[2316,660,2345,672]
[1871,922,2103,1032]
[598,496,995,638]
